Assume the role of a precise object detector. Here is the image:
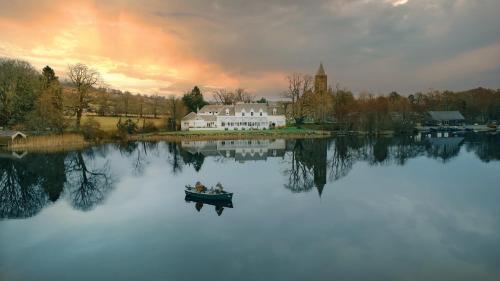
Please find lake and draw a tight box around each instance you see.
[1,133,500,281]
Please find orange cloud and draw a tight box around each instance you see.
[0,0,286,97]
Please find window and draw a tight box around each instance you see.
[221,122,225,127]
[251,112,254,116]
[260,112,263,116]
[273,108,277,115]
[242,112,245,116]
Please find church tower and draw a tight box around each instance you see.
[314,63,327,94]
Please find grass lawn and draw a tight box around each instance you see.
[131,126,330,142]
[68,115,166,132]
[152,126,324,136]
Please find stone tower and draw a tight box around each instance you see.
[314,63,327,94]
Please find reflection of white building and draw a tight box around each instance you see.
[181,103,286,131]
[181,139,286,162]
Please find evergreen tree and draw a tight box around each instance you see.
[28,65,65,132]
[0,58,41,127]
[182,86,207,113]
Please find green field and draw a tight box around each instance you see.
[155,127,315,135]
[131,127,331,142]
[69,115,166,132]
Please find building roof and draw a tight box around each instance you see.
[427,111,465,121]
[217,105,235,116]
[182,112,197,121]
[235,103,268,113]
[183,103,286,120]
[316,63,326,76]
[267,104,285,115]
[199,104,224,114]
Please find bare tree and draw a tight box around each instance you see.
[152,94,161,118]
[167,95,185,131]
[282,73,312,121]
[121,91,131,117]
[212,88,234,105]
[234,88,255,103]
[212,88,255,104]
[67,63,101,128]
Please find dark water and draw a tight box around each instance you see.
[1,133,500,281]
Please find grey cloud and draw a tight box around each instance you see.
[142,0,500,94]
[2,0,499,96]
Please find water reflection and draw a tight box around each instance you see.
[181,139,286,163]
[0,132,499,220]
[0,149,113,218]
[185,194,234,216]
[1,133,500,281]
[65,151,113,211]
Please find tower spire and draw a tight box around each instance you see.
[316,62,326,76]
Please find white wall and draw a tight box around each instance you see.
[268,115,286,127]
[182,113,286,131]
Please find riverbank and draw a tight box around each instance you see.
[130,127,331,142]
[7,134,89,152]
[4,127,330,152]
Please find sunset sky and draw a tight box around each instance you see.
[1,0,499,98]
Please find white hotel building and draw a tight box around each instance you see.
[181,103,286,131]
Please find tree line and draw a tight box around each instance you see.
[2,57,499,134]
[0,57,269,133]
[283,72,500,133]
[0,58,194,132]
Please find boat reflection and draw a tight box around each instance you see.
[184,194,234,216]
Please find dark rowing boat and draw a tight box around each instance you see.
[185,185,233,201]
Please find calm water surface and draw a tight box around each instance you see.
[1,133,500,281]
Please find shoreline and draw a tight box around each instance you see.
[4,128,331,152]
[129,129,331,142]
[5,126,497,153]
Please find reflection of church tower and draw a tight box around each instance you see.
[312,139,327,197]
[314,63,327,94]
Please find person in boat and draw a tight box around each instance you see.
[195,181,206,193]
[214,182,224,193]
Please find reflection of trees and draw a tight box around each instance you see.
[0,158,48,219]
[28,153,67,202]
[387,136,426,165]
[132,142,159,176]
[465,133,500,162]
[425,137,463,163]
[283,140,314,193]
[179,148,205,172]
[65,151,113,211]
[328,137,362,181]
[166,142,183,174]
[369,136,426,166]
[116,141,139,157]
[283,139,327,195]
[373,138,389,163]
